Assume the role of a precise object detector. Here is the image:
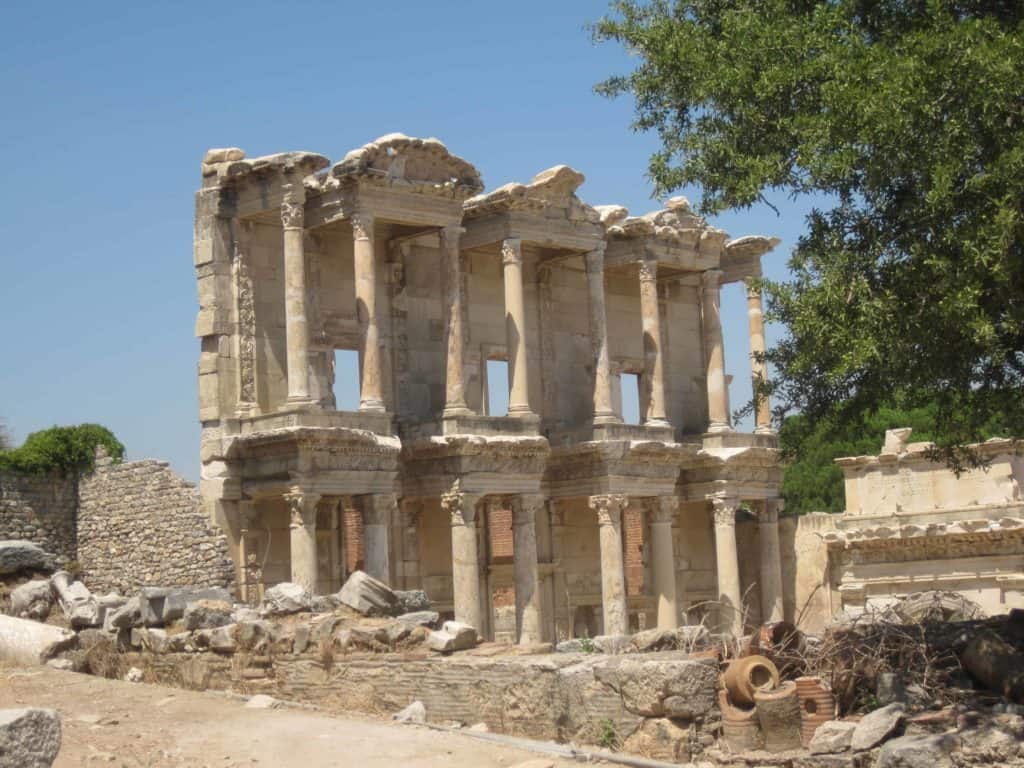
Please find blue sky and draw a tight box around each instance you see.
[0,1,813,480]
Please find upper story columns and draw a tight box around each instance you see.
[502,237,535,418]
[585,244,619,426]
[701,269,732,432]
[352,212,386,414]
[441,225,471,418]
[746,280,773,433]
[282,181,312,406]
[639,258,670,428]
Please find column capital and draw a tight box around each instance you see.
[589,494,627,527]
[501,237,523,266]
[761,498,784,523]
[702,268,724,291]
[584,242,607,273]
[350,210,374,241]
[360,493,397,526]
[440,224,466,243]
[285,489,321,528]
[638,258,658,283]
[512,494,545,526]
[441,481,480,526]
[649,496,678,525]
[711,496,740,527]
[281,183,305,230]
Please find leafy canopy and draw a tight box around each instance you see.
[594,1,1024,466]
[0,424,125,475]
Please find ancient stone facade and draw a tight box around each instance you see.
[194,134,783,639]
[0,470,77,567]
[789,429,1024,630]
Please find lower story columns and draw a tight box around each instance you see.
[285,489,321,594]
[442,483,482,631]
[712,496,743,636]
[590,494,629,636]
[512,494,544,644]
[758,499,785,623]
[360,493,395,585]
[649,497,679,630]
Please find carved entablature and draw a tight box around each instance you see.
[464,165,599,222]
[720,235,780,284]
[679,444,783,500]
[201,150,330,191]
[823,516,1024,555]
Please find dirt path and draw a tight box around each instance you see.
[0,667,579,768]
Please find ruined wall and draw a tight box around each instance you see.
[77,456,235,593]
[0,470,77,567]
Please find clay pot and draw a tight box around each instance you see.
[754,681,802,753]
[718,690,763,752]
[794,676,836,746]
[721,654,780,707]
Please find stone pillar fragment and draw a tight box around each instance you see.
[502,238,534,417]
[441,225,471,417]
[746,279,773,433]
[360,493,395,585]
[512,494,544,644]
[442,483,481,629]
[585,244,619,425]
[282,183,312,405]
[590,494,629,636]
[702,269,731,432]
[649,497,679,630]
[352,212,386,413]
[639,259,670,427]
[758,499,785,623]
[712,496,743,635]
[285,489,321,593]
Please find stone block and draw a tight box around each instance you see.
[338,571,398,616]
[593,634,634,655]
[9,580,53,621]
[809,720,857,754]
[622,717,691,762]
[393,701,426,724]
[0,708,61,768]
[395,611,439,628]
[0,616,76,666]
[393,590,431,614]
[263,583,311,615]
[851,702,905,751]
[631,628,678,652]
[427,622,477,653]
[104,597,141,631]
[616,658,718,718]
[0,541,55,576]
[876,731,961,768]
[183,599,234,630]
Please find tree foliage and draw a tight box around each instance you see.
[0,424,125,475]
[594,0,1024,467]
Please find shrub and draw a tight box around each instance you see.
[0,423,124,475]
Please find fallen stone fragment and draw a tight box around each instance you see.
[426,621,477,653]
[338,571,398,616]
[876,731,961,768]
[0,541,55,576]
[622,717,691,762]
[244,694,280,710]
[231,607,260,623]
[0,615,76,666]
[164,588,232,623]
[183,599,234,630]
[104,596,141,631]
[616,658,718,717]
[593,634,634,655]
[393,701,426,724]
[675,624,709,649]
[631,627,677,652]
[139,587,175,627]
[393,589,430,614]
[808,720,856,754]
[395,610,439,628]
[9,580,53,621]
[309,594,341,614]
[851,702,905,751]
[50,572,100,629]
[263,582,311,615]
[555,639,586,653]
[0,708,61,768]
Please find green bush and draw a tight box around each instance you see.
[0,424,124,475]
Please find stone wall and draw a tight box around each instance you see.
[0,470,77,567]
[77,456,235,593]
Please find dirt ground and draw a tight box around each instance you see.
[0,666,579,768]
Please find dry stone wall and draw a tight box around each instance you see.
[0,470,77,567]
[77,456,235,593]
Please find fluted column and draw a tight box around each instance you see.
[360,493,395,584]
[586,244,619,425]
[590,494,629,636]
[649,497,679,630]
[441,225,471,417]
[702,269,731,432]
[639,259,670,427]
[351,212,385,413]
[282,183,311,405]
[512,494,544,644]
[758,499,785,623]
[712,496,743,635]
[442,482,481,629]
[285,489,321,593]
[502,238,534,417]
[746,280,773,433]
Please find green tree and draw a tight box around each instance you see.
[594,1,1024,467]
[0,424,125,475]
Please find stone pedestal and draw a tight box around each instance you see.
[361,493,395,585]
[441,226,471,417]
[746,281,773,433]
[352,212,385,413]
[712,496,742,635]
[702,270,731,432]
[512,494,543,644]
[758,499,785,623]
[639,259,669,427]
[502,238,534,418]
[590,494,629,636]
[443,484,481,630]
[285,490,321,593]
[281,183,311,405]
[649,497,679,630]
[585,244,619,425]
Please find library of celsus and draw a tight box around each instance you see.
[193,134,783,641]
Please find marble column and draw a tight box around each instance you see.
[758,499,785,623]
[649,497,679,630]
[590,494,629,636]
[351,211,385,413]
[360,493,395,585]
[702,269,731,432]
[639,259,670,427]
[502,237,534,417]
[712,496,743,636]
[585,244,619,425]
[238,500,258,603]
[441,225,471,417]
[282,183,312,405]
[512,494,544,644]
[442,482,481,629]
[746,279,773,433]
[285,489,321,593]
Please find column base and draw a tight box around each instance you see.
[754,425,777,435]
[593,412,622,426]
[443,403,473,418]
[284,395,315,409]
[359,399,387,414]
[507,405,539,421]
[706,421,734,434]
[645,417,672,429]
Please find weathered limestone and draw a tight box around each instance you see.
[285,490,320,593]
[590,494,629,636]
[352,211,385,413]
[701,269,731,432]
[584,244,618,425]
[502,238,534,418]
[0,540,54,576]
[745,279,773,433]
[638,259,669,427]
[360,493,395,584]
[441,225,470,418]
[0,708,62,768]
[281,181,311,405]
[712,496,743,635]
[758,499,785,623]
[443,484,481,629]
[512,494,543,644]
[649,497,679,631]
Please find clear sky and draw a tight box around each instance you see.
[0,1,813,480]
